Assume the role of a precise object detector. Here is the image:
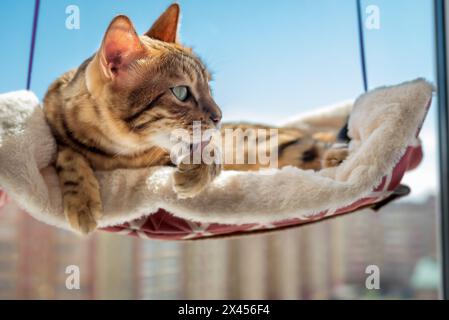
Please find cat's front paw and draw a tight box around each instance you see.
[323,147,349,168]
[173,162,221,199]
[64,193,103,235]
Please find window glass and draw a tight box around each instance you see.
[0,0,441,299]
[0,0,34,93]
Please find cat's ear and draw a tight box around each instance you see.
[145,3,180,43]
[99,15,145,81]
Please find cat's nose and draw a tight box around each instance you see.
[210,111,222,124]
[201,98,222,124]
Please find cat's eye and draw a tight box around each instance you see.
[171,86,189,101]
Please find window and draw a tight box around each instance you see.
[0,0,444,299]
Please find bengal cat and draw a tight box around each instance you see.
[43,4,348,234]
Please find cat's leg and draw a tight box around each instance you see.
[322,145,349,168]
[56,146,103,234]
[173,162,222,199]
[312,132,338,143]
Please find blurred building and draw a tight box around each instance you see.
[341,197,438,298]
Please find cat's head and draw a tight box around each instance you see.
[85,4,221,153]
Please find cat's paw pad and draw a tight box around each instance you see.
[173,162,221,199]
[323,147,349,168]
[64,198,103,235]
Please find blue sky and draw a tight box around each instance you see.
[0,0,437,199]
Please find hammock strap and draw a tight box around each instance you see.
[26,0,40,90]
[356,0,369,92]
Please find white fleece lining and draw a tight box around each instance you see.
[0,79,433,233]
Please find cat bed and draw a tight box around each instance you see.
[0,79,432,239]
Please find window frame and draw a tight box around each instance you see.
[434,0,449,301]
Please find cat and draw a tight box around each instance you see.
[43,4,348,235]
